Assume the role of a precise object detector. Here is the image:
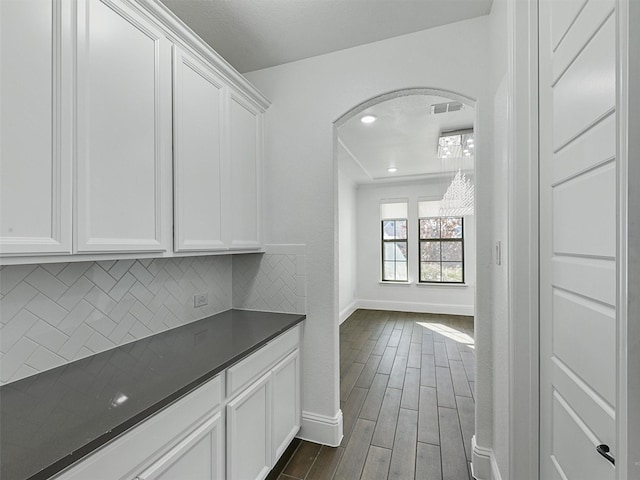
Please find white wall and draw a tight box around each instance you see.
[245,16,491,444]
[489,0,510,478]
[338,167,358,323]
[469,0,511,478]
[356,179,475,316]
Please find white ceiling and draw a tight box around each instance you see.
[338,94,475,183]
[159,0,493,73]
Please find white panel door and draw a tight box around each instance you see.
[226,372,271,480]
[173,46,227,252]
[540,0,617,478]
[135,412,224,480]
[271,349,301,463]
[229,91,262,250]
[0,0,72,255]
[75,0,171,253]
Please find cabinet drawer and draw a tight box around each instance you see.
[226,325,300,398]
[54,374,223,480]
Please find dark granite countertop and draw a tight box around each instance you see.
[0,309,305,480]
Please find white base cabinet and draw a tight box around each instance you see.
[226,328,301,480]
[54,325,301,480]
[272,350,301,461]
[227,372,271,480]
[54,373,224,480]
[135,411,224,480]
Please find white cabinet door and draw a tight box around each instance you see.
[271,349,301,463]
[0,0,72,255]
[229,91,262,250]
[173,47,227,252]
[75,0,171,253]
[227,372,271,480]
[135,411,224,480]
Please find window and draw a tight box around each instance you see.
[419,217,464,283]
[381,201,408,282]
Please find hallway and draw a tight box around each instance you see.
[268,309,475,480]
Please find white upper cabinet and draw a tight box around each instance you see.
[0,0,268,263]
[173,47,226,252]
[75,0,172,253]
[229,91,262,250]
[0,0,73,255]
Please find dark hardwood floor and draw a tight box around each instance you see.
[267,309,476,480]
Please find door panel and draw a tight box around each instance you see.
[552,162,616,257]
[552,112,615,185]
[552,392,614,479]
[552,14,615,150]
[550,0,587,49]
[553,290,616,406]
[540,0,617,477]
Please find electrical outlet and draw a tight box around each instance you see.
[194,293,208,308]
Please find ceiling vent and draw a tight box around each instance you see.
[430,101,464,114]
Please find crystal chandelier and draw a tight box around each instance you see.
[439,169,475,216]
[437,130,475,216]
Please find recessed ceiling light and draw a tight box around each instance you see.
[360,115,377,124]
[387,167,397,173]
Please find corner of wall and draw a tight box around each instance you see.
[298,409,343,447]
[339,300,358,324]
[471,435,503,480]
[231,244,307,314]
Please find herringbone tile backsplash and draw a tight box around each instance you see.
[0,246,307,385]
[233,247,306,314]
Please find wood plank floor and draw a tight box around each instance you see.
[267,309,476,480]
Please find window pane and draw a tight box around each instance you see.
[395,242,407,261]
[383,261,396,281]
[420,241,441,261]
[382,220,396,239]
[396,220,407,239]
[383,242,397,261]
[441,241,463,261]
[421,262,441,282]
[442,262,463,282]
[420,218,440,239]
[395,261,408,281]
[441,218,463,239]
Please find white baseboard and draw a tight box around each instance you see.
[339,301,359,324]
[471,435,502,480]
[357,299,474,317]
[297,410,343,447]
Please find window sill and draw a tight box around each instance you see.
[415,282,469,288]
[379,281,411,286]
